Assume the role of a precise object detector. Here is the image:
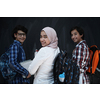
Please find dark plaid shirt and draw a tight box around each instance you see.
[8,40,30,84]
[72,40,90,83]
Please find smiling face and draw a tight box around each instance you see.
[40,30,50,47]
[71,29,83,44]
[14,30,26,44]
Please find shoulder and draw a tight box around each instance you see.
[9,42,21,52]
[39,47,53,52]
[78,40,88,48]
[11,40,21,48]
[38,47,54,57]
[10,43,17,49]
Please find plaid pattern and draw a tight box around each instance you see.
[72,40,90,84]
[8,40,30,84]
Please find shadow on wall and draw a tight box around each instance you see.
[0,17,100,59]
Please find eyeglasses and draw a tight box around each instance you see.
[17,33,26,37]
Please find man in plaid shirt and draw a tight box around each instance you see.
[70,26,90,84]
[8,25,31,84]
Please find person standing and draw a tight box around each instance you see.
[8,25,31,84]
[70,26,90,84]
[28,27,60,84]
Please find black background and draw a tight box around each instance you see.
[0,17,100,83]
[0,17,100,59]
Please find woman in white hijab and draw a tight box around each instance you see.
[28,27,60,84]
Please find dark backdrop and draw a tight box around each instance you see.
[0,17,100,83]
[0,17,100,59]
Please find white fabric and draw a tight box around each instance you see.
[28,47,60,84]
[42,27,58,49]
[79,73,86,84]
[79,68,89,84]
[20,60,32,70]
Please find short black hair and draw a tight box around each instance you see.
[70,26,84,40]
[12,25,28,39]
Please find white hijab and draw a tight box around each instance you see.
[42,27,58,49]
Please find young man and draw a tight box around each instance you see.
[70,26,90,84]
[8,25,31,84]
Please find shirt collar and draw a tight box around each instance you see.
[76,40,86,47]
[14,40,22,46]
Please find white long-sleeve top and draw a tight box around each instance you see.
[28,47,60,84]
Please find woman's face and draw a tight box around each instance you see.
[40,30,50,47]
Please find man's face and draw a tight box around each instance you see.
[14,30,26,44]
[71,29,83,44]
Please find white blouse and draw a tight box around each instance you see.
[28,47,60,84]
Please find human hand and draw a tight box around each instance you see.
[27,73,31,78]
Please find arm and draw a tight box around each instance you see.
[9,45,29,77]
[76,45,88,71]
[28,48,48,75]
[76,45,84,69]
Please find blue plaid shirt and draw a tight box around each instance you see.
[8,40,30,84]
